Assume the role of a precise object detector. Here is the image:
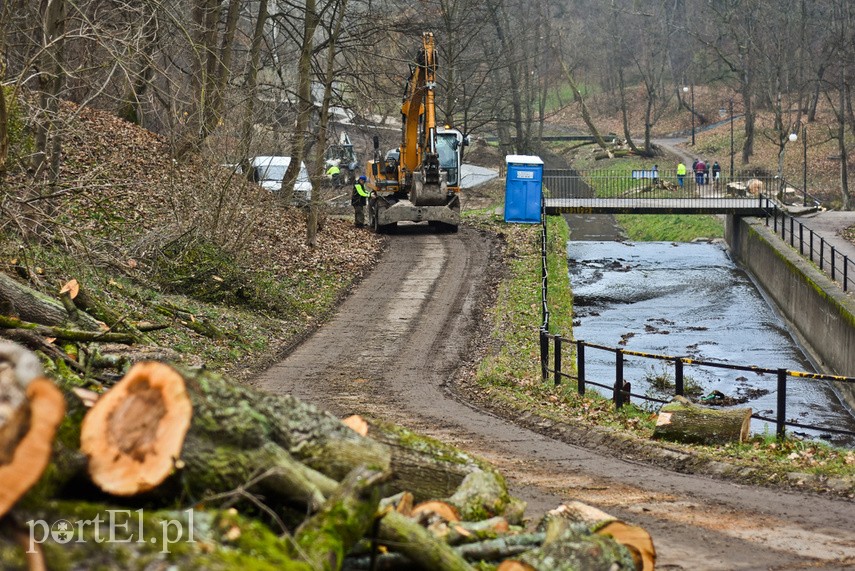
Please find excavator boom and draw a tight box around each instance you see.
[365,32,467,232]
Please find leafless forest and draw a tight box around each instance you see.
[4,1,855,175]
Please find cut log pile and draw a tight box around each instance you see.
[0,271,657,569]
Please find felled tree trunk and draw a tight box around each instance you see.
[0,273,101,330]
[363,419,507,507]
[653,397,751,445]
[509,516,637,571]
[546,501,655,571]
[378,510,474,571]
[80,362,193,495]
[78,362,390,515]
[0,342,65,517]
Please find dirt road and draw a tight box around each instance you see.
[254,225,855,570]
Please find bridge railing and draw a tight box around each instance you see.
[544,168,779,211]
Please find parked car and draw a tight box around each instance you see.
[250,156,312,203]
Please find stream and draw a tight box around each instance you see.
[568,238,855,445]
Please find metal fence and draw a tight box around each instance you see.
[765,204,855,292]
[540,332,855,440]
[543,168,787,214]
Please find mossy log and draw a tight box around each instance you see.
[294,466,388,570]
[545,502,655,571]
[377,510,474,571]
[0,272,101,330]
[345,533,544,569]
[448,469,526,523]
[363,419,523,523]
[75,362,390,515]
[65,280,151,343]
[454,532,545,561]
[444,516,511,546]
[653,397,751,445]
[0,500,314,570]
[80,362,193,496]
[363,420,483,502]
[511,517,637,571]
[0,314,137,344]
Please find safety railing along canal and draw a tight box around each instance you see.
[537,194,855,440]
[765,203,855,293]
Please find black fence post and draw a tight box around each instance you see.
[777,368,787,439]
[540,327,549,382]
[614,350,624,408]
[577,340,586,395]
[554,334,562,386]
[810,232,814,262]
[675,358,684,396]
[831,247,837,282]
[789,216,794,247]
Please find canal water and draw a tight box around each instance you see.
[568,238,855,445]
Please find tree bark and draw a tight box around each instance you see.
[378,510,474,571]
[281,0,319,202]
[0,315,136,344]
[81,364,391,511]
[238,0,268,174]
[0,273,101,330]
[547,501,655,571]
[368,422,507,508]
[512,516,636,570]
[294,465,388,570]
[652,397,752,445]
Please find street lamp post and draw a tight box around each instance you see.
[781,132,798,194]
[683,85,695,146]
[803,126,808,206]
[729,98,734,179]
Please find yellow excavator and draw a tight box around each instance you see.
[365,32,468,232]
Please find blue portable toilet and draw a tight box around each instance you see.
[504,155,544,224]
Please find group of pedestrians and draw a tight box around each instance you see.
[676,158,721,188]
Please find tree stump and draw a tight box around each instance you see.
[652,396,751,445]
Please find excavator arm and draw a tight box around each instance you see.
[400,32,440,186]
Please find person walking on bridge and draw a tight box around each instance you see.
[677,161,687,187]
[694,159,706,186]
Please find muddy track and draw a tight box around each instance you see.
[254,225,855,570]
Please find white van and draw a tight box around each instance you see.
[250,156,313,203]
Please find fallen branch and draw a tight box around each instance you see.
[0,315,137,344]
[294,466,389,569]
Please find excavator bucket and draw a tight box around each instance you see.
[411,170,448,206]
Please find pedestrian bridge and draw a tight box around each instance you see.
[543,169,779,216]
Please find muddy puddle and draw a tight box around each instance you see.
[568,239,855,445]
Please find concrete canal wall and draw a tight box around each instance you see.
[725,216,855,410]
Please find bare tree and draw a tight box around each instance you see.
[307,0,348,246]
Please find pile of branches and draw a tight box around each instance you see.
[0,272,655,570]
